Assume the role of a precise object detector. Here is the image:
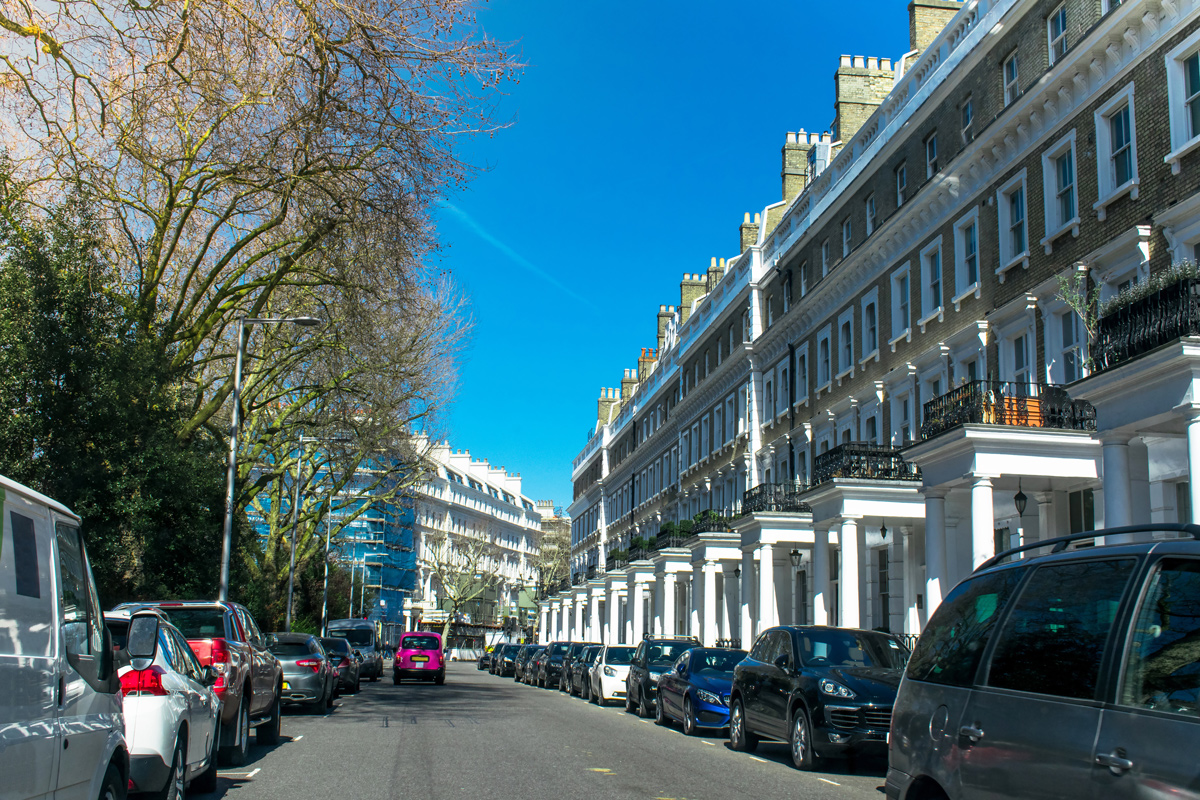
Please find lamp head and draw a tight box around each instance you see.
[789,548,801,567]
[290,316,323,327]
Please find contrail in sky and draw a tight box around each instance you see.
[438,199,596,309]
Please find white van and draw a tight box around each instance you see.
[0,475,128,800]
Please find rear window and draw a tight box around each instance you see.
[606,646,635,664]
[401,635,440,651]
[269,642,311,657]
[162,608,228,639]
[647,642,692,666]
[322,639,351,654]
[331,629,374,647]
[549,643,570,656]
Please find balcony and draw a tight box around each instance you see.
[628,546,651,562]
[585,565,599,580]
[605,556,628,572]
[654,533,689,550]
[812,443,920,486]
[1092,276,1200,372]
[740,482,812,515]
[920,381,1096,441]
[691,515,733,534]
[558,577,571,592]
[571,572,584,586]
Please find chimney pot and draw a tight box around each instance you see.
[710,256,717,268]
[882,58,892,70]
[867,56,878,69]
[754,213,761,224]
[840,54,852,67]
[853,55,865,68]
[743,211,751,224]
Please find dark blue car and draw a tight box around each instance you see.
[655,647,748,735]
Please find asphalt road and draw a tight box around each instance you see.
[211,662,888,800]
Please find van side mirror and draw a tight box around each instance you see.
[773,653,791,672]
[127,613,160,660]
[98,625,115,683]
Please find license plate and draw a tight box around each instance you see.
[412,655,429,662]
[282,681,290,690]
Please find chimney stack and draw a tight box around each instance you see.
[782,130,815,203]
[832,56,896,143]
[909,0,963,56]
[597,387,619,426]
[740,212,760,253]
[679,273,708,325]
[657,304,675,351]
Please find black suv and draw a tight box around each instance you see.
[888,524,1200,800]
[729,625,907,770]
[558,641,593,691]
[625,637,700,717]
[538,641,571,688]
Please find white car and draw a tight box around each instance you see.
[116,610,221,797]
[589,644,637,705]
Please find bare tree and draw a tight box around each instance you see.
[421,527,500,640]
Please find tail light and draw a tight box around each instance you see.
[296,658,322,673]
[120,666,170,697]
[339,657,350,669]
[209,639,231,691]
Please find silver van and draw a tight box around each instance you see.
[0,475,127,800]
[887,524,1200,800]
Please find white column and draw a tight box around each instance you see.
[812,526,830,625]
[652,576,664,636]
[589,590,601,643]
[1035,492,1054,541]
[839,518,861,629]
[757,543,775,636]
[970,475,996,568]
[632,579,645,642]
[740,548,754,642]
[925,490,947,613]
[539,606,548,644]
[608,586,620,645]
[575,596,585,640]
[1188,409,1200,523]
[662,572,677,637]
[689,564,702,638]
[1102,433,1133,532]
[703,560,718,645]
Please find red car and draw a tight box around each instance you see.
[393,631,446,685]
[118,601,284,765]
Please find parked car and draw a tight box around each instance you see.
[626,637,700,717]
[327,618,384,681]
[0,475,128,800]
[394,631,446,684]
[590,644,636,705]
[268,633,337,712]
[321,636,361,694]
[569,645,601,697]
[477,646,494,671]
[117,610,221,795]
[130,600,283,765]
[538,640,571,688]
[496,644,518,677]
[524,646,547,685]
[888,524,1200,800]
[656,647,748,735]
[512,645,535,682]
[729,625,907,770]
[559,641,593,692]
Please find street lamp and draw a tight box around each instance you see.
[218,315,322,602]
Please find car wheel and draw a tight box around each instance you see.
[190,731,219,794]
[435,670,446,685]
[790,706,818,770]
[220,696,250,766]
[624,689,634,714]
[151,736,185,800]
[97,762,124,800]
[593,684,603,705]
[325,681,336,709]
[354,674,361,693]
[638,688,651,719]
[655,694,668,726]
[730,698,758,753]
[256,691,282,745]
[393,673,401,685]
[683,696,697,736]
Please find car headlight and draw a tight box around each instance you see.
[695,689,723,706]
[603,666,616,677]
[819,678,856,699]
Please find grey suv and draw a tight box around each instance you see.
[887,524,1200,800]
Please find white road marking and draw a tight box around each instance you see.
[749,756,767,763]
[294,735,304,741]
[247,768,261,778]
[702,741,715,746]
[818,778,841,786]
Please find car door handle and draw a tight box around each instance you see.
[958,724,984,743]
[1095,751,1134,773]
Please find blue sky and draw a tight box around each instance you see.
[436,0,911,510]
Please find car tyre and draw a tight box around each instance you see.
[150,736,185,800]
[730,698,758,753]
[593,684,603,705]
[98,762,125,800]
[190,733,219,794]
[638,688,651,719]
[655,695,668,726]
[393,674,401,685]
[624,688,634,714]
[325,681,336,709]
[353,674,361,693]
[220,696,250,766]
[683,696,697,736]
[790,706,818,771]
[435,669,446,685]
[256,691,282,745]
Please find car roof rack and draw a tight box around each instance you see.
[977,523,1200,572]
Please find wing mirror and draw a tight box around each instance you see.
[773,653,791,671]
[127,612,161,666]
[203,665,218,687]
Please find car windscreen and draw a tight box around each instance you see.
[268,642,311,658]
[797,630,909,670]
[605,646,635,665]
[549,643,570,657]
[322,639,351,654]
[162,609,228,639]
[647,642,693,667]
[691,649,747,678]
[400,635,440,651]
[331,629,374,647]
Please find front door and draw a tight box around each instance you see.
[760,631,795,738]
[957,557,1136,800]
[1090,556,1200,798]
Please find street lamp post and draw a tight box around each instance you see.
[320,498,333,635]
[218,315,321,602]
[284,435,306,632]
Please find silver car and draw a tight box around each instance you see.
[267,633,337,712]
[321,636,362,694]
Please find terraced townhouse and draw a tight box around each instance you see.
[540,0,1200,648]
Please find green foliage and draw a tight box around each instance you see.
[0,186,232,605]
[659,520,679,536]
[677,519,694,534]
[1098,260,1200,317]
[608,548,628,562]
[693,509,722,522]
[630,535,653,551]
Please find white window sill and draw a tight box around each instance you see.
[1040,217,1080,254]
[888,328,912,353]
[793,395,810,409]
[859,349,880,367]
[952,283,981,311]
[835,366,854,386]
[815,381,832,399]
[1093,179,1140,221]
[1166,136,1200,175]
[996,252,1029,283]
[917,306,944,334]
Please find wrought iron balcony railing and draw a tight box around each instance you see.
[571,572,584,586]
[920,380,1097,441]
[586,565,599,580]
[654,534,689,550]
[559,577,571,592]
[740,482,812,515]
[691,516,733,534]
[605,557,628,572]
[1092,276,1200,371]
[628,546,651,561]
[811,443,921,486]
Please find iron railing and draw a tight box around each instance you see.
[1093,276,1200,371]
[691,516,733,534]
[893,632,920,652]
[810,443,920,486]
[586,565,599,580]
[920,380,1097,440]
[741,482,812,515]
[715,638,742,649]
[559,577,571,592]
[654,533,689,550]
[628,546,651,562]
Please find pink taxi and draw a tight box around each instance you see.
[392,631,445,685]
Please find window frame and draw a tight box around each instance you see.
[952,207,982,310]
[1165,29,1200,173]
[895,162,908,206]
[889,263,912,349]
[860,287,880,364]
[1040,129,1080,253]
[918,237,944,331]
[816,325,833,393]
[821,239,831,276]
[925,132,938,179]
[1093,82,1139,219]
[961,95,974,143]
[842,217,852,258]
[865,193,877,235]
[1047,4,1067,66]
[996,169,1029,280]
[836,307,855,382]
[1003,50,1020,106]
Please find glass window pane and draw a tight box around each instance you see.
[987,559,1135,700]
[56,524,91,656]
[1120,559,1200,717]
